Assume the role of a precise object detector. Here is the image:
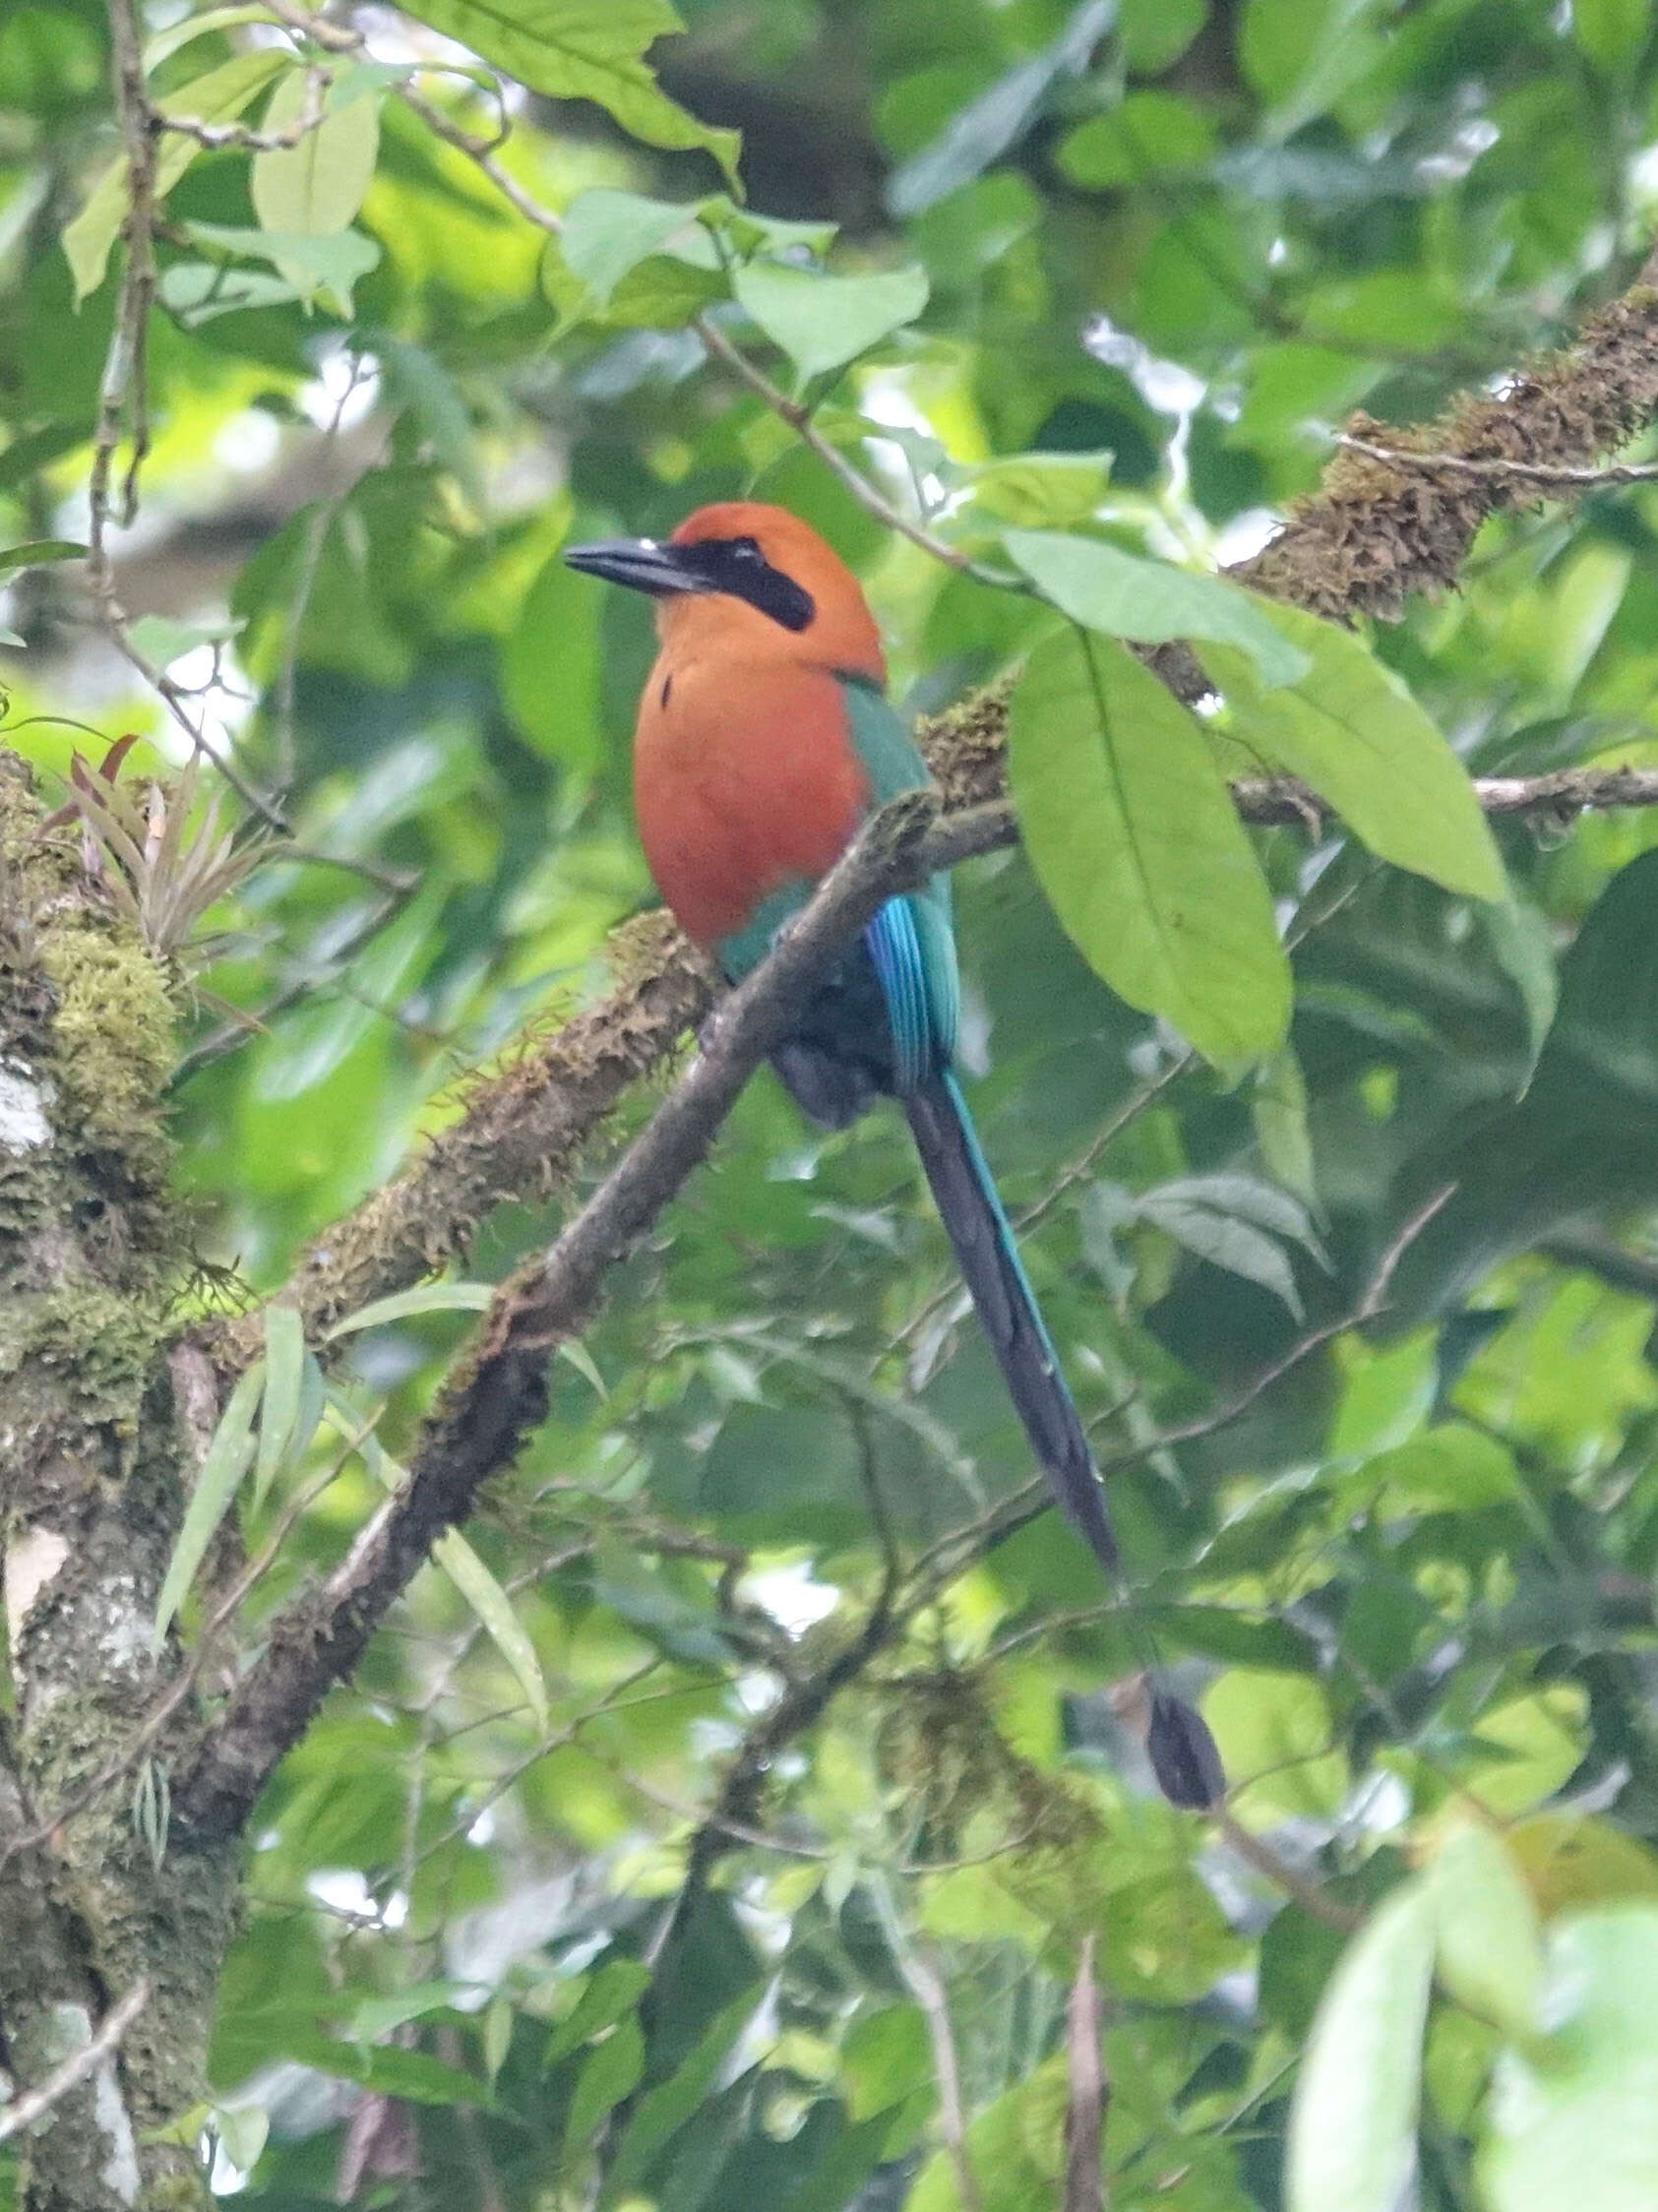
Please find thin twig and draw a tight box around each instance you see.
[1336,428,1658,489]
[869,1877,984,2212]
[0,1980,151,2145]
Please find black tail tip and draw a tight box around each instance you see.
[1148,1690,1226,1811]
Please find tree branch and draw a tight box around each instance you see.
[0,1983,150,2149]
[177,794,940,1837]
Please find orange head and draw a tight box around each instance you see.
[565,500,884,682]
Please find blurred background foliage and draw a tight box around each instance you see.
[11,0,1658,2207]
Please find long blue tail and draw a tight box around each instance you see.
[904,1072,1120,1574]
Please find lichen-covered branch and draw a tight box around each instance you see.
[0,756,237,2212]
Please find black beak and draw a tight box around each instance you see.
[563,536,706,597]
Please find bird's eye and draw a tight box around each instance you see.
[728,536,764,564]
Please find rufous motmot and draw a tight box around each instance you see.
[566,502,1220,1809]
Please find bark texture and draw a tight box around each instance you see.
[0,755,237,2212]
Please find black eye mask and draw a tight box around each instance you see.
[675,535,816,631]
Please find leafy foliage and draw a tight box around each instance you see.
[7,0,1658,2207]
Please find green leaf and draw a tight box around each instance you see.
[63,49,289,301]
[1482,894,1559,1089]
[1200,1670,1348,1826]
[1002,527,1307,689]
[144,5,282,71]
[153,1361,264,1647]
[1254,1045,1318,1205]
[323,1281,496,1338]
[1573,0,1649,71]
[732,263,929,383]
[1205,602,1505,902]
[251,1304,307,1510]
[180,220,381,315]
[0,539,85,577]
[957,452,1113,528]
[1286,1879,1437,2212]
[395,1,741,186]
[1056,92,1216,187]
[564,2012,645,2153]
[251,66,381,244]
[1351,1425,1518,1514]
[560,188,709,304]
[545,1959,652,2065]
[606,1989,765,2190]
[375,334,486,516]
[1133,1170,1325,1318]
[887,0,1114,215]
[1480,1905,1658,2212]
[1007,628,1290,1064]
[1428,1820,1542,2039]
[431,1525,550,1733]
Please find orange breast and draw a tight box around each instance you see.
[633,654,870,951]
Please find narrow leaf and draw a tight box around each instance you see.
[432,1527,550,1732]
[564,2013,645,2153]
[1206,602,1505,902]
[252,1305,307,1509]
[733,263,929,382]
[324,1281,496,1339]
[154,1362,265,1646]
[0,540,86,578]
[1008,628,1290,1064]
[1286,1879,1436,2212]
[1004,525,1309,689]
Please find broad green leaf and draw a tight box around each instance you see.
[63,49,289,300]
[1481,1905,1658,2212]
[251,1304,306,1509]
[733,263,929,383]
[1286,1879,1437,2212]
[1056,92,1216,187]
[251,67,380,246]
[0,539,85,577]
[1003,526,1308,688]
[1349,1424,1518,1515]
[566,2011,645,2153]
[345,1980,480,2043]
[1573,0,1648,71]
[181,220,381,315]
[546,1960,653,2066]
[432,1525,550,1732]
[1428,1820,1542,2038]
[957,452,1113,527]
[153,1361,264,1646]
[560,188,708,304]
[606,1989,765,2190]
[1206,603,1505,902]
[1462,1687,1588,1817]
[395,1,741,185]
[1506,1815,1658,1919]
[1008,628,1290,1064]
[1200,1670,1347,1825]
[324,1281,496,1339]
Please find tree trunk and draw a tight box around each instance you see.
[0,754,237,2212]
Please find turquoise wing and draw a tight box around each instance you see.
[841,678,960,1087]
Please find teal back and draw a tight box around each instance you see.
[714,677,960,1085]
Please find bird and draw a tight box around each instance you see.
[566,501,1221,1809]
